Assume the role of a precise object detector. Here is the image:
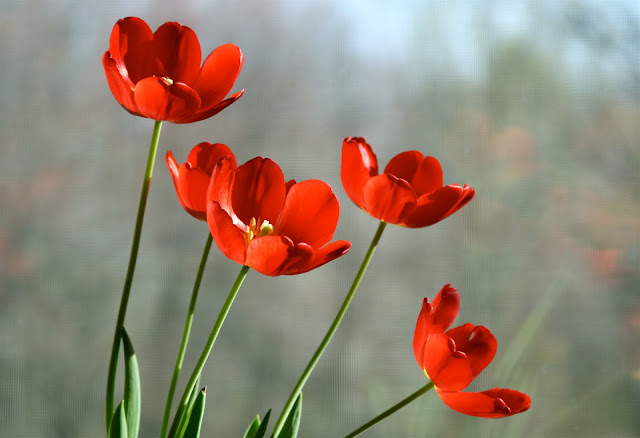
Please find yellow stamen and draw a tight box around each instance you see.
[258,220,274,237]
[244,217,274,244]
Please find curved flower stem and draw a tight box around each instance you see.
[272,221,388,437]
[105,120,163,429]
[160,233,213,438]
[343,382,435,438]
[168,265,251,438]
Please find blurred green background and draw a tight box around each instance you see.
[1,0,638,437]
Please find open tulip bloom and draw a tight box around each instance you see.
[101,16,532,438]
[341,137,475,227]
[206,156,351,276]
[413,285,531,418]
[103,17,244,123]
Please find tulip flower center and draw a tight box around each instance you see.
[244,217,274,245]
[161,76,174,86]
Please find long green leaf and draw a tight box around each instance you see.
[243,415,261,438]
[121,328,141,438]
[273,392,302,438]
[182,387,206,438]
[253,409,271,438]
[108,401,129,438]
[176,376,202,438]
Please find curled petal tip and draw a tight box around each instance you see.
[442,284,457,294]
[493,398,511,415]
[165,151,179,176]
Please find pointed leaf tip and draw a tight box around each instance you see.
[176,376,202,438]
[121,328,141,438]
[182,387,207,438]
[108,400,129,438]
[243,415,262,438]
[253,409,272,438]
[273,392,302,438]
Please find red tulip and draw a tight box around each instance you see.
[341,137,475,227]
[206,156,351,276]
[413,287,531,418]
[166,142,236,220]
[103,17,244,123]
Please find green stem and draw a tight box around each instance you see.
[168,265,251,438]
[343,382,435,438]
[105,120,163,429]
[272,221,388,437]
[160,233,213,438]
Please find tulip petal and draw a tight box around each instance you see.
[191,44,244,108]
[103,53,138,114]
[109,17,153,84]
[430,285,460,335]
[187,142,236,175]
[288,240,351,275]
[167,143,231,220]
[423,334,474,391]
[411,156,444,197]
[276,180,340,249]
[175,90,245,124]
[245,235,294,276]
[402,185,468,228]
[161,82,202,121]
[436,388,531,418]
[413,298,433,369]
[166,151,191,215]
[413,285,461,370]
[207,201,247,265]
[176,164,210,220]
[133,77,201,121]
[285,179,296,193]
[454,184,476,212]
[341,137,378,209]
[384,153,444,197]
[274,242,315,276]
[363,174,416,224]
[383,150,424,184]
[166,151,180,182]
[231,158,286,226]
[208,156,236,215]
[149,22,202,85]
[446,324,497,378]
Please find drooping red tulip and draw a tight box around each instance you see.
[413,287,531,418]
[341,137,475,227]
[206,156,351,276]
[166,142,236,220]
[103,17,244,123]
